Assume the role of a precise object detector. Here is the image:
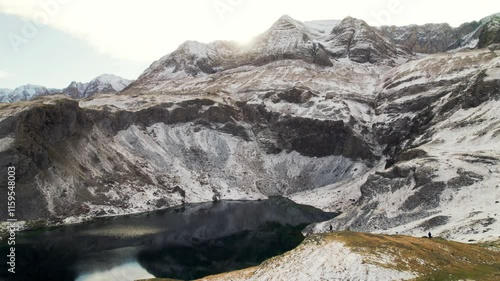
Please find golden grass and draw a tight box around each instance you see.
[325,231,500,281]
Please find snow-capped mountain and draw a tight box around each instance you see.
[0,84,52,103]
[0,74,133,103]
[62,74,133,99]
[129,15,408,93]
[0,13,499,247]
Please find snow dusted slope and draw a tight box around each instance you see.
[126,15,409,95]
[134,41,237,83]
[0,96,373,224]
[309,49,500,242]
[200,234,417,281]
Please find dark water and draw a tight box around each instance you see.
[0,197,336,281]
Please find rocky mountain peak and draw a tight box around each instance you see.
[134,40,237,85]
[176,40,216,57]
[247,14,316,57]
[326,16,404,64]
[335,16,364,27]
[270,15,303,30]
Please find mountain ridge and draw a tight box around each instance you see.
[0,73,133,103]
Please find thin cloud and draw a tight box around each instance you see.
[0,0,498,63]
[0,70,10,79]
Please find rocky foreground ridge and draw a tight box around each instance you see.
[195,232,500,281]
[0,14,499,244]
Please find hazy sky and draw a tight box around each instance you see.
[0,0,498,88]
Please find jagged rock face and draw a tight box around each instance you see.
[326,17,403,64]
[478,16,500,48]
[243,15,334,67]
[0,95,373,221]
[448,15,500,51]
[380,14,500,53]
[62,81,89,99]
[380,23,470,53]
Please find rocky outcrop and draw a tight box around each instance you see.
[326,17,405,64]
[380,13,500,53]
[478,15,500,48]
[380,23,473,53]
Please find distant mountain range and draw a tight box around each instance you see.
[0,74,133,103]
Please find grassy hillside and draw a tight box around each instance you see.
[329,232,500,280]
